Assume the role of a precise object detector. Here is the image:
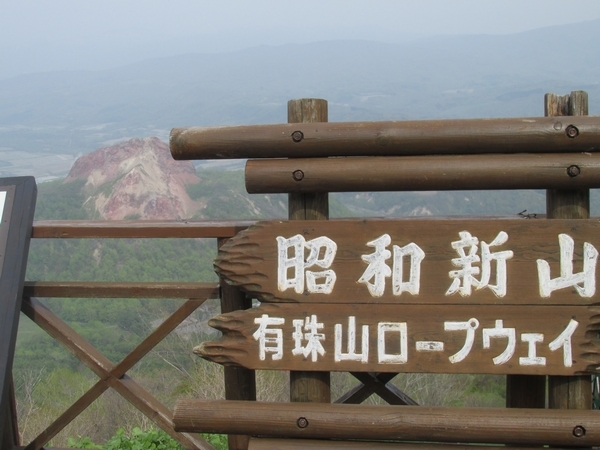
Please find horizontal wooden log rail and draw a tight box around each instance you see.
[246,153,600,193]
[174,400,600,447]
[170,116,600,160]
[32,219,255,239]
[15,447,74,450]
[23,281,220,299]
[12,444,569,450]
[247,438,566,450]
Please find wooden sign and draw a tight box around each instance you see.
[0,177,36,445]
[215,219,600,305]
[196,303,600,375]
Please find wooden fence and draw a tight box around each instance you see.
[6,220,255,450]
[2,91,600,449]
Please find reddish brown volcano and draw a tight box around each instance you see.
[65,137,202,220]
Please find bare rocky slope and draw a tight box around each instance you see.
[64,137,202,220]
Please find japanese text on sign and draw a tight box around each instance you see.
[253,314,578,368]
[277,231,598,299]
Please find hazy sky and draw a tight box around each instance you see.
[4,0,600,41]
[2,0,600,77]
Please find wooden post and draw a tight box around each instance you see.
[505,93,573,410]
[219,237,256,450]
[506,374,545,408]
[288,99,330,403]
[546,91,592,411]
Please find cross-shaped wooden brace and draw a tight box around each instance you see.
[20,284,219,450]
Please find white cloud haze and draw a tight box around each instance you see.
[2,0,600,78]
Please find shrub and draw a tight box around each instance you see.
[68,428,227,450]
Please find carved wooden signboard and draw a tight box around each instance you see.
[199,219,600,375]
[198,303,598,375]
[215,219,600,305]
[0,177,36,444]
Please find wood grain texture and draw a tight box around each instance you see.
[215,219,600,305]
[287,98,328,123]
[32,219,254,238]
[23,281,219,299]
[505,90,578,410]
[248,438,558,450]
[174,399,600,446]
[196,303,600,375]
[169,116,600,160]
[287,98,331,405]
[506,374,545,408]
[218,237,255,450]
[546,91,590,222]
[547,90,592,411]
[287,99,329,223]
[245,153,600,193]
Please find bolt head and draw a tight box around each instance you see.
[292,131,304,142]
[567,165,581,178]
[566,125,579,138]
[293,170,304,181]
[297,417,309,428]
[573,425,586,438]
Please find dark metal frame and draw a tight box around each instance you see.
[0,177,36,450]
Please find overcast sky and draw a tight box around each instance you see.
[2,0,600,78]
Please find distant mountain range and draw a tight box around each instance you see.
[1,19,599,181]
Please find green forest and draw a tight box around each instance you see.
[15,170,599,447]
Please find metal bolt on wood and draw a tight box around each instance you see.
[566,124,579,138]
[291,131,304,142]
[567,165,581,177]
[297,417,309,429]
[573,425,586,438]
[292,170,304,181]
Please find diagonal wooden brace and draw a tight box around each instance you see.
[20,296,215,450]
[335,372,417,406]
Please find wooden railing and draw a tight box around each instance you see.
[11,220,255,450]
[13,219,420,450]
